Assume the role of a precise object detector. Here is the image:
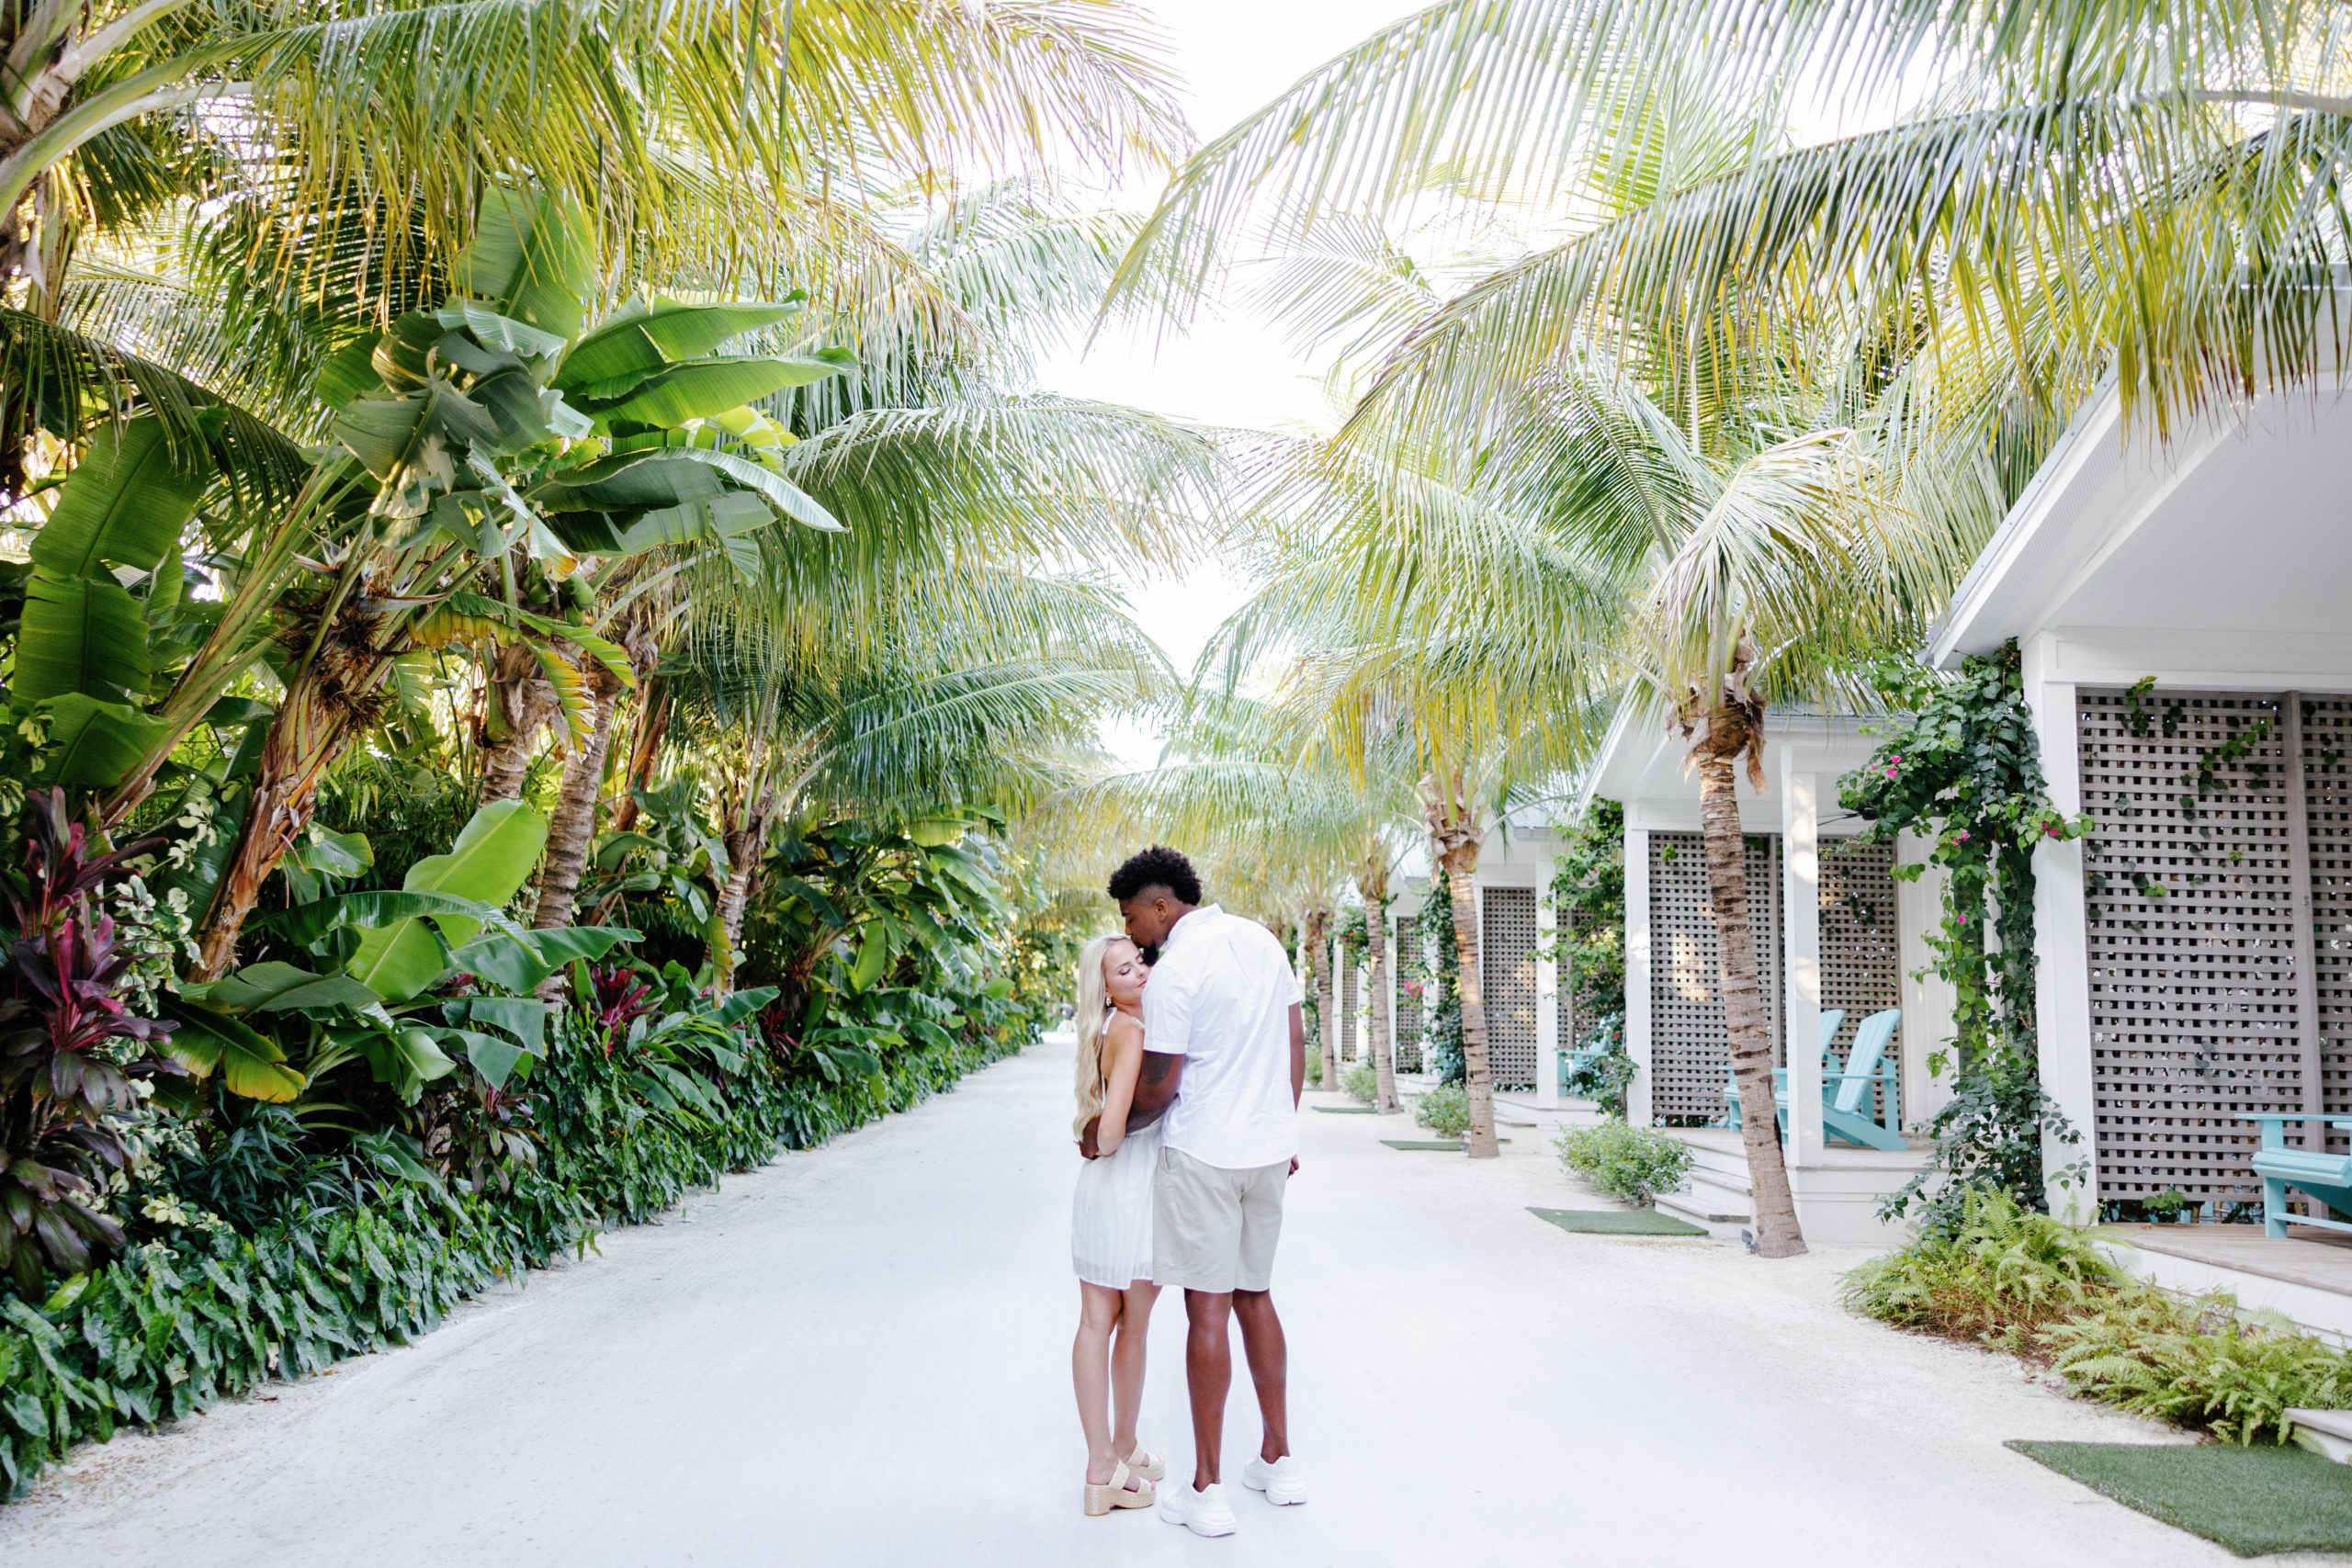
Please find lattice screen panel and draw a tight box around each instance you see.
[1394,915,1425,1072]
[2303,697,2352,1134]
[1483,887,1540,1089]
[1818,839,1904,1119]
[1336,944,1357,1061]
[1648,833,1781,1121]
[2078,689,2337,1205]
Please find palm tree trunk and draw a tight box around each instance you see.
[605,675,669,836]
[1435,826,1500,1158]
[1303,907,1336,1089]
[190,644,390,979]
[1696,750,1806,1258]
[529,660,622,933]
[715,813,765,962]
[476,641,557,805]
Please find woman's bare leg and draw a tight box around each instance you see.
[1110,1281,1159,1461]
[1073,1282,1125,1484]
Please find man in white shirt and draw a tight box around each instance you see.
[1102,846,1307,1536]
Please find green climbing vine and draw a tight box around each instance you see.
[1545,801,1632,1114]
[1838,641,2093,1226]
[1416,866,1465,1085]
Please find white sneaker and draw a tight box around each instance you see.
[1240,1453,1306,1505]
[1159,1481,1238,1537]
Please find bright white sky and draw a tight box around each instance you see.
[1035,0,1426,770]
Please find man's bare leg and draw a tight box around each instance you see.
[1182,1288,1233,1490]
[1233,1288,1290,1463]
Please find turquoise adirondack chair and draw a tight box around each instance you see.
[1720,1011,1841,1126]
[2237,1114,2352,1239]
[1724,1009,1905,1151]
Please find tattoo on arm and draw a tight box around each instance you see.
[1125,1051,1182,1129]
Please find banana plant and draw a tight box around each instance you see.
[170,801,638,1106]
[166,191,853,976]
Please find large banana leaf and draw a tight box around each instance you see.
[574,353,853,428]
[180,961,382,1014]
[344,801,550,1001]
[554,299,805,389]
[534,446,841,532]
[614,491,775,555]
[449,186,596,344]
[31,415,208,579]
[313,336,385,410]
[432,300,569,365]
[335,380,500,517]
[447,923,633,994]
[445,996,548,1055]
[39,694,174,788]
[155,997,307,1102]
[16,575,148,702]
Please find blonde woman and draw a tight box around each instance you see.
[1070,934,1166,1516]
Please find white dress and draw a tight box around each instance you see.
[1072,1115,1159,1289]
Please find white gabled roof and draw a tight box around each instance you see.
[1928,374,2352,671]
[1576,698,1884,834]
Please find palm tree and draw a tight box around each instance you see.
[6,5,1195,979]
[1102,3,2160,1242]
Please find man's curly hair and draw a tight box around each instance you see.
[1106,845,1202,906]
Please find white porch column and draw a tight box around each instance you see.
[1894,830,1960,1126]
[1625,825,1654,1125]
[1780,753,1826,1165]
[1535,853,1560,1108]
[2026,635,2098,1224]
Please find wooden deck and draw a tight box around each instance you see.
[2104,1224,2352,1300]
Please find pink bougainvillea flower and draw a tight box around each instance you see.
[1955,829,1971,841]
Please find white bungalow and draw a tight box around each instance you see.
[1321,820,1569,1104]
[1928,376,2352,1333]
[1579,708,1957,1241]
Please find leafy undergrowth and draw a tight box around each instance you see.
[0,1022,1024,1497]
[1841,1189,2352,1444]
[1414,1083,1469,1137]
[1553,1118,1695,1207]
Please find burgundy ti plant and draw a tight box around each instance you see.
[0,790,182,1292]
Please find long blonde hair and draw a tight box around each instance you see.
[1073,934,1125,1136]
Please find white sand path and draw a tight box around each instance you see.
[1,1039,2332,1567]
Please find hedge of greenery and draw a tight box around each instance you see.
[0,1004,1032,1498]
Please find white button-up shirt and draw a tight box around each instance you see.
[1141,904,1303,1170]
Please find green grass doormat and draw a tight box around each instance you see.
[2006,1440,2352,1556]
[1379,1138,1512,1150]
[1315,1106,1377,1114]
[1527,1206,1708,1237]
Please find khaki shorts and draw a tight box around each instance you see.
[1153,1145,1289,1292]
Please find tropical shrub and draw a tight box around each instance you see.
[1840,1188,2122,1350]
[1414,1083,1470,1137]
[2042,1292,2352,1446]
[1843,1190,2352,1444]
[1340,1060,1378,1103]
[1554,1119,1693,1207]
